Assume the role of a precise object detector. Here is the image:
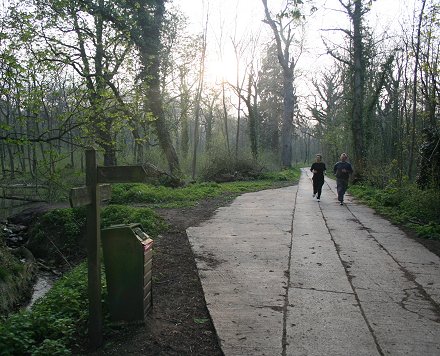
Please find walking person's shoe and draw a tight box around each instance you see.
[313,193,316,198]
[339,201,343,206]
[317,198,320,202]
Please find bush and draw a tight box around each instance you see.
[26,203,167,262]
[349,183,440,240]
[0,238,36,315]
[101,205,167,237]
[198,150,266,182]
[0,262,96,355]
[27,208,87,262]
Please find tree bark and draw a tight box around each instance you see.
[351,0,366,180]
[191,13,207,180]
[222,82,231,154]
[262,0,295,168]
[137,1,181,176]
[408,0,427,179]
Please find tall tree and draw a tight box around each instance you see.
[408,0,427,179]
[309,66,345,159]
[258,42,283,155]
[191,13,208,179]
[330,0,368,180]
[80,0,182,176]
[25,0,134,166]
[261,0,305,168]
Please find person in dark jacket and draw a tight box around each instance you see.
[310,154,326,202]
[333,153,353,205]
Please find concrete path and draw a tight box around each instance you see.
[186,169,440,356]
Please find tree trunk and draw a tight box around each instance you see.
[0,142,6,177]
[139,1,181,177]
[222,82,231,154]
[351,0,366,180]
[247,75,258,160]
[191,15,207,180]
[179,71,190,158]
[235,96,242,159]
[262,0,296,168]
[281,68,294,168]
[408,0,427,179]
[205,97,215,152]
[5,98,15,179]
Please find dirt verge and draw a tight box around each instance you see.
[87,195,236,355]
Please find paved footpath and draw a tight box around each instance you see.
[186,169,440,356]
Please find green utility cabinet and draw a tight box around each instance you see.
[101,224,153,323]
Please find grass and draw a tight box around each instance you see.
[0,167,300,354]
[110,168,300,208]
[349,183,440,240]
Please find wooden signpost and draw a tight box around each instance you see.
[69,148,152,349]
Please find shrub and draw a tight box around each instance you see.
[0,262,96,355]
[198,150,266,182]
[101,205,167,237]
[349,183,440,240]
[26,204,166,262]
[27,208,87,262]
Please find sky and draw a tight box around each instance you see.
[171,0,416,100]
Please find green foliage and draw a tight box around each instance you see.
[31,339,71,355]
[27,208,87,261]
[259,167,301,182]
[101,205,167,237]
[111,182,223,206]
[0,262,97,355]
[0,238,34,315]
[27,204,166,261]
[349,183,440,240]
[363,159,405,189]
[0,167,301,354]
[416,127,440,189]
[0,239,24,282]
[111,168,300,208]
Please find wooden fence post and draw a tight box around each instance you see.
[85,149,102,348]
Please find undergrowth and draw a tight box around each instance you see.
[111,168,300,207]
[0,262,98,355]
[0,167,300,354]
[349,183,440,240]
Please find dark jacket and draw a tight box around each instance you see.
[333,161,353,180]
[310,162,326,181]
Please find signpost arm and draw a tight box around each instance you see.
[86,149,103,348]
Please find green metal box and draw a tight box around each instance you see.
[101,223,153,323]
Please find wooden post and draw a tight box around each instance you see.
[70,149,153,349]
[85,149,102,348]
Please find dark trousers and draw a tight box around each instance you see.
[312,177,324,199]
[336,178,349,202]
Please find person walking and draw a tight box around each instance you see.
[310,154,326,202]
[333,153,353,205]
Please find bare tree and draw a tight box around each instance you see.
[191,13,208,179]
[261,0,304,168]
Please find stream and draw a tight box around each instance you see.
[1,199,61,311]
[25,271,58,310]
